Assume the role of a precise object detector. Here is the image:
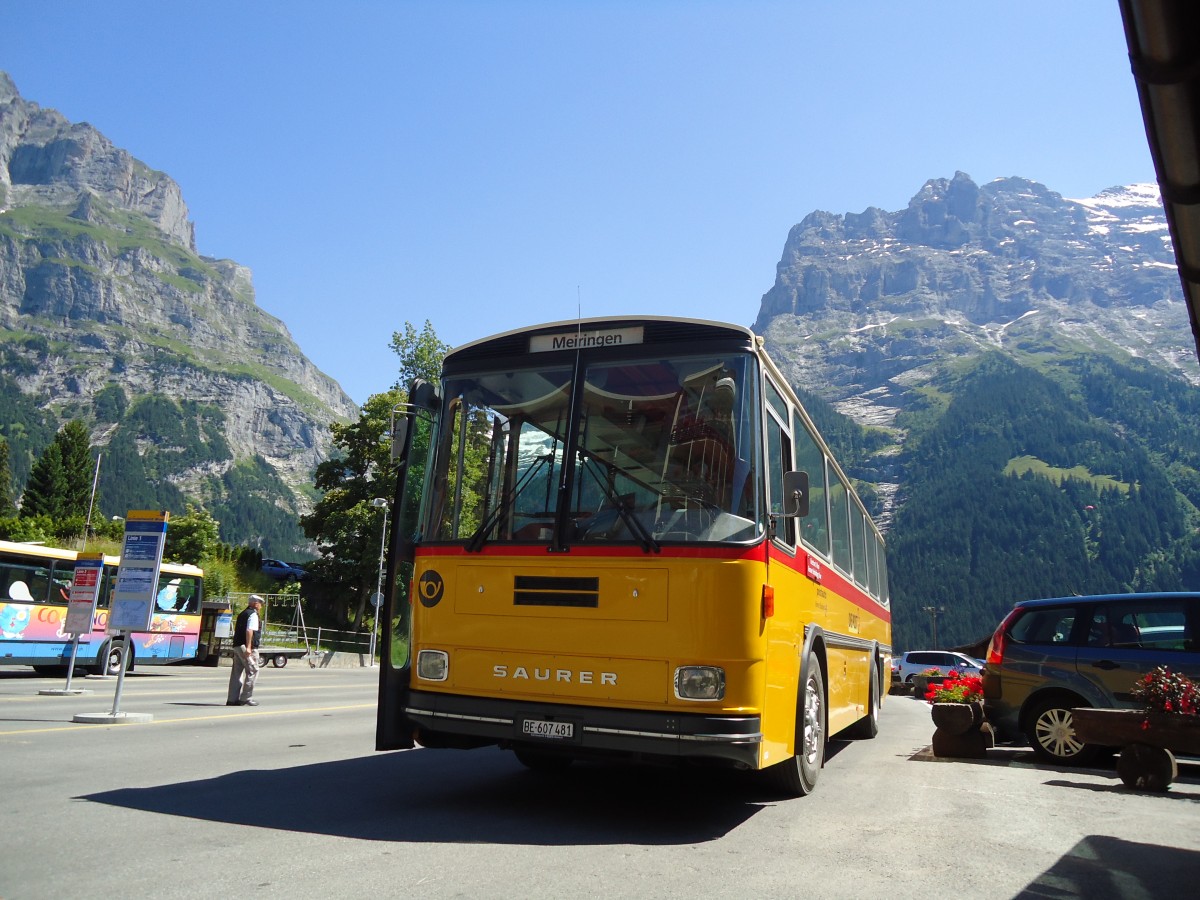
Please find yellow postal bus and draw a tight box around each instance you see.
[377,317,891,795]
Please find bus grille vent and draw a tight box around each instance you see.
[513,575,600,608]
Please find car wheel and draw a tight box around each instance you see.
[1024,697,1100,766]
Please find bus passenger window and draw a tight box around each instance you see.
[794,425,829,556]
[828,471,851,574]
[766,411,794,546]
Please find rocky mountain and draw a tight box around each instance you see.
[753,173,1200,651]
[757,172,1195,402]
[0,72,358,552]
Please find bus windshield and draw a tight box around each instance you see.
[424,353,761,547]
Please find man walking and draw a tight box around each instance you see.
[227,594,264,706]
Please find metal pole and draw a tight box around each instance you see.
[66,457,101,691]
[82,454,101,550]
[922,605,942,649]
[109,639,128,716]
[63,637,81,691]
[368,501,388,664]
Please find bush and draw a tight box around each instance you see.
[926,672,984,704]
[0,515,50,542]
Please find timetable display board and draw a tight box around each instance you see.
[107,510,170,633]
[64,552,105,635]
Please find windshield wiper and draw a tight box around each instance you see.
[578,456,660,554]
[466,452,552,552]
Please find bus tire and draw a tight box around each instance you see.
[845,660,880,740]
[765,654,825,797]
[94,640,131,676]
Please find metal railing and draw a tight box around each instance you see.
[260,624,371,655]
[220,592,373,657]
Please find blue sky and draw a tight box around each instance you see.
[3,2,1156,405]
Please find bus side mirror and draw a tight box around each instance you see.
[390,379,441,462]
[781,471,810,518]
[390,418,409,461]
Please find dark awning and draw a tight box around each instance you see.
[1120,0,1200,362]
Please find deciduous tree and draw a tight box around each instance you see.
[301,320,452,629]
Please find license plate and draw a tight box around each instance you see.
[521,718,574,740]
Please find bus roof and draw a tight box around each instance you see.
[446,315,758,360]
[0,539,203,576]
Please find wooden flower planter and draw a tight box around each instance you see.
[911,674,944,699]
[1071,708,1200,791]
[930,701,992,758]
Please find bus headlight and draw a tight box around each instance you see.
[674,666,725,701]
[416,649,449,681]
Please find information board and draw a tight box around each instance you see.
[64,553,105,635]
[107,510,169,633]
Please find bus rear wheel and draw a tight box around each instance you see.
[845,661,880,740]
[93,641,131,676]
[765,654,825,797]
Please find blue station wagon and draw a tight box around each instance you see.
[982,592,1200,765]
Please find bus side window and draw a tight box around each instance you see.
[176,578,199,614]
[828,469,852,575]
[52,560,75,603]
[1,558,54,603]
[794,421,829,557]
[26,568,52,603]
[764,380,794,547]
[6,577,36,602]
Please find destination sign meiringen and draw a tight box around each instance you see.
[530,326,644,353]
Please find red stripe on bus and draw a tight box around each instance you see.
[766,543,891,622]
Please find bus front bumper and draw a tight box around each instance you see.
[404,690,762,769]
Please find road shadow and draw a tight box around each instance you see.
[80,746,772,844]
[1013,835,1200,899]
[911,742,1200,779]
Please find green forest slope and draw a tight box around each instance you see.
[871,352,1200,652]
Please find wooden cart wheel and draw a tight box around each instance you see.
[1117,742,1177,792]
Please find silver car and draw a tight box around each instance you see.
[891,650,983,683]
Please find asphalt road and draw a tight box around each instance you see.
[2,664,1197,899]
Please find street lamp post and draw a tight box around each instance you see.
[81,454,101,550]
[369,497,388,665]
[922,605,944,649]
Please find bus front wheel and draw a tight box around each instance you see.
[765,654,825,797]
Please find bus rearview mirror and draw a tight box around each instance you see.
[782,470,810,518]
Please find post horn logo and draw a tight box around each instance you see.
[417,570,445,607]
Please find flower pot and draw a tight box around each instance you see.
[911,675,943,699]
[1071,708,1200,755]
[1070,707,1200,791]
[930,700,991,759]
[930,701,985,735]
